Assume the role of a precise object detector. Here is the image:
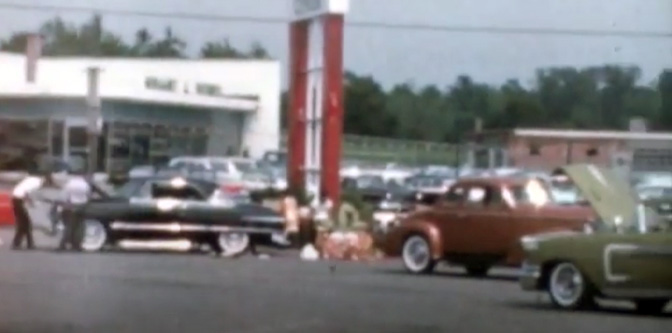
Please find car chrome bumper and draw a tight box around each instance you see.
[110,221,284,235]
[519,261,542,291]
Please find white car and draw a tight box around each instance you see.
[168,156,260,181]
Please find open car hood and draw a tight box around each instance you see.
[557,164,639,230]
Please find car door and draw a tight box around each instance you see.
[434,184,468,253]
[452,184,514,256]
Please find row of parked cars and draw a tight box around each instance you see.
[29,153,671,315]
[377,164,671,315]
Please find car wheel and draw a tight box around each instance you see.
[465,265,490,277]
[547,262,595,310]
[402,235,436,274]
[634,299,668,315]
[217,232,251,257]
[81,220,108,252]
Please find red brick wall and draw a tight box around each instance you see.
[506,136,625,170]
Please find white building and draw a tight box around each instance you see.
[0,41,281,173]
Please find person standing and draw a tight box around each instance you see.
[58,174,92,251]
[11,174,47,250]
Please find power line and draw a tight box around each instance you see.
[0,2,670,39]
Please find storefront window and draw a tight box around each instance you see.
[0,119,49,171]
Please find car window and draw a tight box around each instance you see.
[211,161,229,173]
[509,180,552,206]
[116,179,146,198]
[136,180,154,198]
[445,185,466,202]
[233,161,255,173]
[465,185,502,206]
[467,186,486,203]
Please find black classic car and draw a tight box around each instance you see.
[342,175,417,211]
[403,174,454,205]
[75,176,287,256]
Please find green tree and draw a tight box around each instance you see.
[140,27,186,58]
[343,72,397,136]
[658,70,672,129]
[200,38,245,58]
[247,41,271,59]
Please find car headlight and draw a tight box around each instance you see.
[520,236,539,251]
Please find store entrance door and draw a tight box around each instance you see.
[62,117,89,174]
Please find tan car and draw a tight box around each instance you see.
[384,177,595,275]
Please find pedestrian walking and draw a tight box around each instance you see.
[11,172,53,250]
[58,174,92,251]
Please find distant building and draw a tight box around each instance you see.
[468,124,672,173]
[0,34,280,173]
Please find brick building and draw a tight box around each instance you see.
[468,127,672,173]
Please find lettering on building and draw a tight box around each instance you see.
[195,83,222,97]
[145,77,176,91]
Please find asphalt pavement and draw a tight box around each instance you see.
[0,228,669,333]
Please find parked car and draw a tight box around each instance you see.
[384,175,594,275]
[72,176,287,256]
[637,186,672,223]
[404,174,454,205]
[519,164,671,314]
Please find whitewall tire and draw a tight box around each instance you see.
[402,235,436,274]
[217,232,251,257]
[548,262,595,310]
[81,220,108,252]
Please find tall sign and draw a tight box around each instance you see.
[287,0,348,205]
[86,67,102,175]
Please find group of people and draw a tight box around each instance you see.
[11,171,94,251]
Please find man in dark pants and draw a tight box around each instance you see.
[11,174,48,250]
[58,175,92,251]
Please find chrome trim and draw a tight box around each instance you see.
[241,216,286,223]
[603,243,672,283]
[604,244,638,283]
[110,222,279,234]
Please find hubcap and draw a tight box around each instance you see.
[81,220,107,252]
[218,232,250,256]
[550,263,584,307]
[402,236,430,272]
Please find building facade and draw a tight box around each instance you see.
[470,128,672,173]
[0,45,281,173]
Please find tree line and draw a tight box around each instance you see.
[3,15,671,143]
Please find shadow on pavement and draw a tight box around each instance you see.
[504,300,672,318]
[374,267,519,282]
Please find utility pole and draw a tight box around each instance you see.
[86,67,102,177]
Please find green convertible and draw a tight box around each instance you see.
[519,164,671,315]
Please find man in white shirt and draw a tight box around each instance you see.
[58,175,92,251]
[11,174,48,249]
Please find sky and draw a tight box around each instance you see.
[0,0,670,89]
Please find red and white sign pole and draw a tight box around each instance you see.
[287,0,348,206]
